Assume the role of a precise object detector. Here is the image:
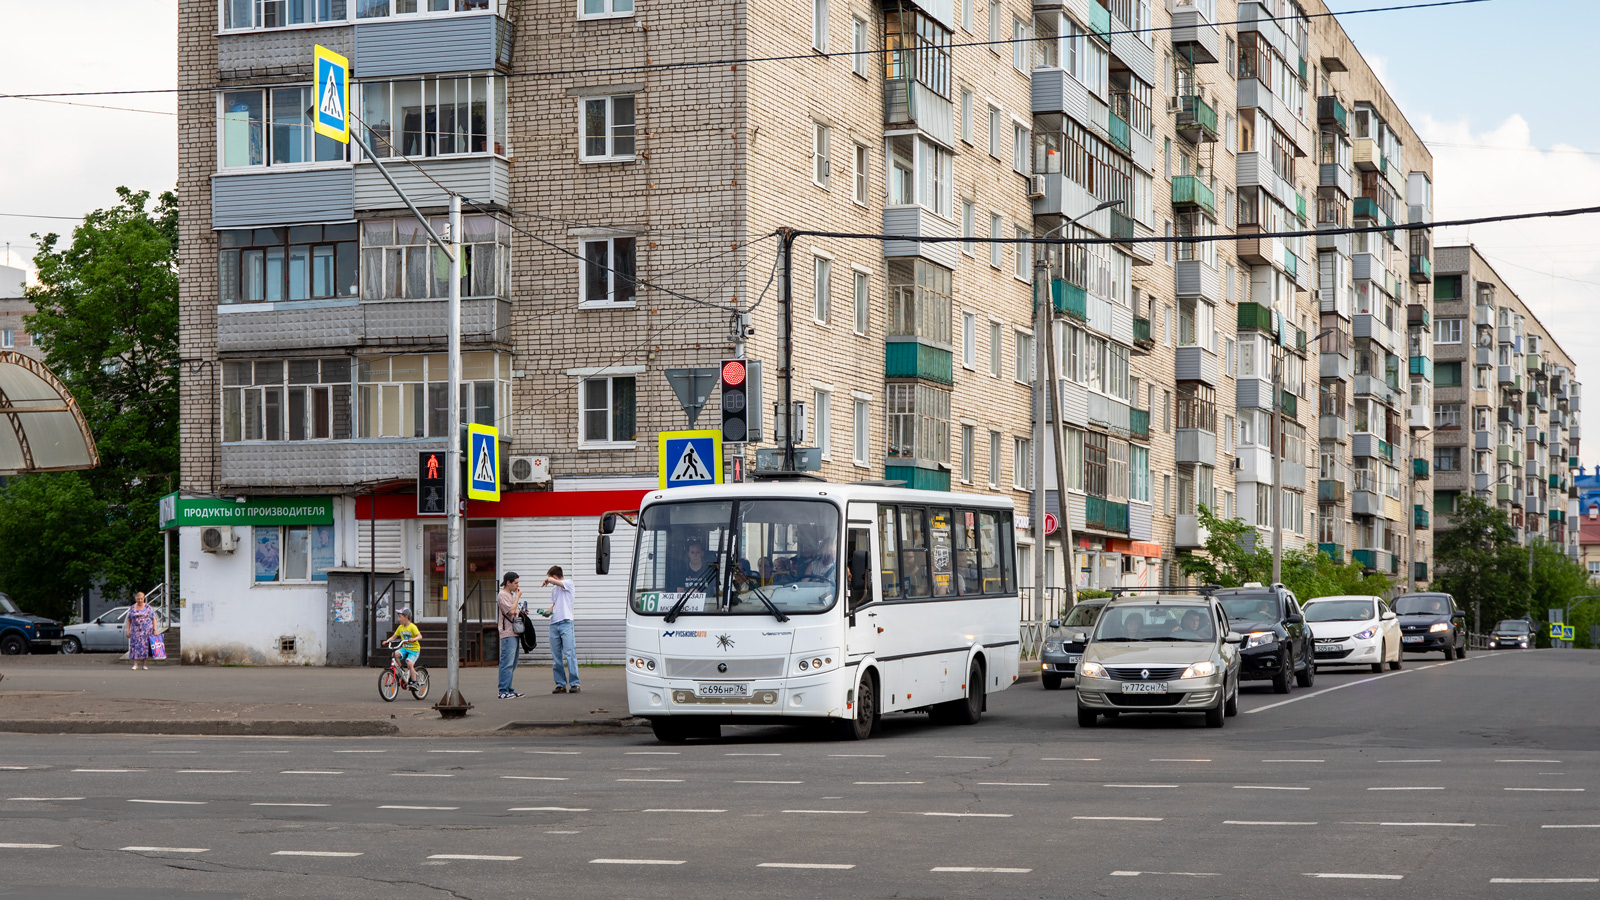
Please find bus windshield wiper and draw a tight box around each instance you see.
[738,577,789,623]
[664,564,719,623]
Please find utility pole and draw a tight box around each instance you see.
[1032,257,1049,618]
[1406,432,1416,592]
[1043,271,1077,613]
[1271,351,1283,586]
[436,193,470,717]
[779,228,795,471]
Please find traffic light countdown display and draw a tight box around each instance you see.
[720,359,747,443]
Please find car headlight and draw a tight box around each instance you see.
[1180,660,1216,679]
[1352,627,1377,640]
[1044,641,1062,654]
[628,655,658,673]
[1077,661,1107,679]
[1244,631,1276,649]
[1429,622,1450,633]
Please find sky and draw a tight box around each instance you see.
[0,0,1595,468]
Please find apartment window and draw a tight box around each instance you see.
[1436,361,1462,387]
[1224,35,1236,76]
[1130,445,1151,503]
[1225,113,1237,153]
[961,312,977,368]
[961,200,976,255]
[1014,437,1033,489]
[1012,122,1029,174]
[814,390,833,459]
[1014,330,1034,383]
[851,15,869,76]
[812,0,829,51]
[813,255,832,323]
[1014,227,1031,280]
[960,89,974,143]
[358,215,510,303]
[987,105,1002,158]
[1435,446,1462,473]
[886,258,951,343]
[961,424,975,482]
[223,357,351,444]
[989,214,1003,268]
[812,122,832,188]
[853,398,870,465]
[581,0,635,17]
[1225,414,1236,453]
[989,321,1002,377]
[1224,338,1236,375]
[987,1,1001,49]
[579,375,637,445]
[0,331,11,349]
[960,0,972,31]
[989,429,1002,487]
[1012,17,1030,72]
[220,86,350,168]
[852,269,869,334]
[1435,317,1463,344]
[578,236,637,306]
[354,1,500,22]
[223,0,346,30]
[1163,219,1173,263]
[885,134,951,216]
[1163,474,1173,516]
[1162,389,1172,432]
[885,383,951,463]
[853,142,869,204]
[357,73,508,160]
[218,224,359,304]
[577,94,636,161]
[1434,403,1462,429]
[347,353,509,440]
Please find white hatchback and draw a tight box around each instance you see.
[1301,595,1402,673]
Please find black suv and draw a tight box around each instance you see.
[1212,584,1315,694]
[1039,598,1109,690]
[1391,592,1468,660]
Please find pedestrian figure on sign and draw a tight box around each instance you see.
[126,592,157,671]
[542,566,580,694]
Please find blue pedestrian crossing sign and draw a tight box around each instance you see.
[659,429,722,489]
[1550,621,1564,639]
[1562,625,1576,642]
[313,45,350,143]
[467,423,500,502]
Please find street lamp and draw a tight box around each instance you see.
[1032,198,1123,616]
[1272,327,1336,586]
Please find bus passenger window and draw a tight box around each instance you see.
[898,507,931,598]
[978,511,1000,592]
[998,510,1017,593]
[953,509,980,595]
[929,507,954,597]
[877,506,900,600]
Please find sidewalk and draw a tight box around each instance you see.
[0,654,639,738]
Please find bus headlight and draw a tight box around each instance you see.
[629,655,658,673]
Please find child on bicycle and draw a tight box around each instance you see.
[389,609,422,688]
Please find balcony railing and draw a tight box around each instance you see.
[1414,458,1430,480]
[1353,549,1377,571]
[1414,561,1427,581]
[1130,407,1151,439]
[1171,175,1216,215]
[1410,254,1432,283]
[1280,391,1297,419]
[1108,111,1131,153]
[1237,301,1275,332]
[1415,505,1430,528]
[1317,95,1348,132]
[1176,95,1219,143]
[1085,495,1129,533]
[1089,1,1112,40]
[1051,279,1087,321]
[1319,542,1346,564]
[1283,249,1298,282]
[1108,208,1135,241]
[1296,191,1308,221]
[1379,439,1394,462]
[1133,315,1154,348]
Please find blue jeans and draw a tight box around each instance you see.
[498,636,520,694]
[550,619,579,688]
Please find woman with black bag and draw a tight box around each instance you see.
[496,572,525,699]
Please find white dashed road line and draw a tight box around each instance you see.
[1150,758,1211,762]
[427,750,481,754]
[784,809,867,815]
[72,769,139,773]
[129,799,206,805]
[829,754,885,758]
[0,843,59,849]
[502,776,568,781]
[280,770,343,775]
[737,780,804,785]
[1111,870,1219,877]
[1380,822,1475,827]
[1042,757,1100,761]
[392,773,453,778]
[179,770,241,774]
[1368,786,1444,791]
[525,751,582,755]
[625,752,679,756]
[508,807,590,812]
[9,797,84,802]
[758,863,854,870]
[726,753,782,757]
[643,808,726,813]
[122,846,209,854]
[1234,785,1308,790]
[379,805,459,811]
[920,812,1012,818]
[252,802,330,808]
[932,867,1031,874]
[978,782,1050,787]
[1379,759,1442,763]
[1074,816,1163,822]
[854,781,923,785]
[273,851,363,858]
[616,778,683,783]
[1262,759,1324,763]
[1491,879,1599,884]
[334,750,387,754]
[1225,820,1317,826]
[1507,788,1585,792]
[1542,824,1600,829]
[430,854,520,861]
[1104,783,1179,788]
[935,755,992,760]
[1305,873,1403,880]
[590,858,684,866]
[1499,759,1561,763]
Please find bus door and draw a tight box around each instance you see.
[843,506,878,671]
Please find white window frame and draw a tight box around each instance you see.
[851,15,869,77]
[852,395,870,467]
[577,235,638,308]
[1014,437,1033,489]
[812,0,830,52]
[853,141,869,206]
[578,94,636,162]
[812,253,833,324]
[1014,329,1034,384]
[578,0,635,20]
[0,330,12,349]
[812,121,832,189]
[814,388,833,459]
[578,374,637,448]
[1014,226,1030,281]
[988,429,1003,488]
[1012,121,1029,174]
[960,424,975,483]
[989,320,1003,378]
[961,200,976,255]
[987,1,1002,50]
[851,266,870,335]
[987,104,1002,158]
[1434,317,1463,344]
[960,88,974,144]
[989,213,1003,269]
[961,312,977,369]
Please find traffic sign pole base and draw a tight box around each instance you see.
[433,689,473,719]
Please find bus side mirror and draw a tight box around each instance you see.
[848,549,870,607]
[596,535,611,576]
[600,513,617,535]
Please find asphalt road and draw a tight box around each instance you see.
[3,648,1597,900]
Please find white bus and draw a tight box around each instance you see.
[601,481,1022,742]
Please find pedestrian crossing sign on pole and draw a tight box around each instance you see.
[313,45,350,143]
[659,429,722,489]
[467,423,500,502]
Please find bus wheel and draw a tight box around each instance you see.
[838,672,877,741]
[650,719,690,743]
[935,661,985,726]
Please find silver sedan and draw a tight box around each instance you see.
[1074,596,1243,728]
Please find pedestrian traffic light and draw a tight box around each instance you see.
[720,359,748,443]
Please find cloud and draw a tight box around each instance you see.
[1417,113,1600,472]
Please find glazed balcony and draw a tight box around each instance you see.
[1170,0,1221,65]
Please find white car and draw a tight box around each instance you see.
[1302,595,1402,673]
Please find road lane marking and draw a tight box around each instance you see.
[591,858,685,866]
[1380,822,1475,827]
[854,781,923,785]
[1305,873,1402,880]
[1262,759,1324,763]
[1225,820,1318,825]
[1499,759,1561,763]
[508,807,590,812]
[392,773,453,778]
[1379,759,1441,763]
[1507,788,1585,792]
[503,776,568,781]
[179,770,241,774]
[72,769,139,773]
[149,751,199,754]
[726,753,781,757]
[0,766,45,770]
[1234,785,1309,791]
[978,782,1050,787]
[380,805,459,811]
[920,812,1013,818]
[1491,879,1599,884]
[932,867,1031,873]
[240,751,290,754]
[0,843,60,849]
[8,797,85,802]
[129,799,207,805]
[758,863,855,870]
[1367,786,1444,791]
[1074,816,1163,821]
[936,755,992,759]
[1246,669,1413,714]
[273,851,363,857]
[1111,870,1219,877]
[784,809,867,814]
[333,750,387,754]
[251,802,330,807]
[829,754,885,758]
[122,846,209,854]
[525,751,582,755]
[1542,824,1600,828]
[546,831,581,835]
[427,750,480,754]
[616,778,684,783]
[625,752,680,756]
[1042,757,1100,761]
[1104,783,1178,788]
[430,854,520,861]
[643,809,727,813]
[1151,758,1211,762]
[738,780,804,785]
[280,770,343,775]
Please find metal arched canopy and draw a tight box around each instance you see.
[0,350,98,476]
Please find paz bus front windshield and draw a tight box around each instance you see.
[630,499,842,616]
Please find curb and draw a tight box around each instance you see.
[0,720,399,737]
[496,717,651,735]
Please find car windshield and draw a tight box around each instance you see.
[0,595,19,615]
[1093,604,1216,642]
[1304,599,1376,622]
[1495,620,1531,633]
[1062,603,1103,628]
[1218,593,1278,621]
[1393,595,1451,615]
[631,499,841,616]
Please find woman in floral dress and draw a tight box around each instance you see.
[126,592,157,671]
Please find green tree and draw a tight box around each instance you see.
[0,474,105,621]
[1178,505,1391,600]
[0,187,179,616]
[1433,496,1527,627]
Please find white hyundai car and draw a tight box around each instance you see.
[1301,595,1402,673]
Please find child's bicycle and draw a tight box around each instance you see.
[379,636,431,701]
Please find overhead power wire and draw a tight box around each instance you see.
[0,0,1490,100]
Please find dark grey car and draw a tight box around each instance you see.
[1039,599,1108,690]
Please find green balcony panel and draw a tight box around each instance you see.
[1413,458,1430,480]
[1318,480,1345,502]
[1414,505,1430,528]
[1130,407,1150,438]
[1572,455,1581,469]
[1090,1,1111,39]
[1051,279,1088,321]
[1409,356,1432,380]
[1410,254,1432,283]
[1389,555,1400,575]
[1237,301,1275,332]
[1108,208,1135,241]
[1319,543,1345,564]
[1085,496,1130,534]
[1280,391,1297,419]
[1171,175,1216,215]
[1108,112,1131,152]
[1414,561,1427,581]
[1318,95,1347,131]
[1496,483,1511,502]
[1133,316,1154,346]
[1283,249,1298,281]
[1179,94,1219,138]
[885,464,950,492]
[1550,473,1561,489]
[1379,439,1393,462]
[884,340,954,385]
[1296,191,1308,221]
[1353,549,1377,571]
[1296,328,1307,351]
[1551,508,1565,522]
[1298,54,1308,82]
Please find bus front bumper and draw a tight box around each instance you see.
[628,670,850,719]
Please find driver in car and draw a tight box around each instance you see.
[1170,609,1206,638]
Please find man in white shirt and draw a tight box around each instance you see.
[541,566,580,694]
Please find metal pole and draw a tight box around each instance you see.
[1406,435,1416,591]
[1032,258,1049,619]
[1042,267,1077,614]
[436,194,471,717]
[163,530,171,626]
[780,229,795,470]
[1271,352,1282,586]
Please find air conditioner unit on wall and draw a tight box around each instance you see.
[200,526,237,554]
[1027,174,1046,199]
[509,455,550,485]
